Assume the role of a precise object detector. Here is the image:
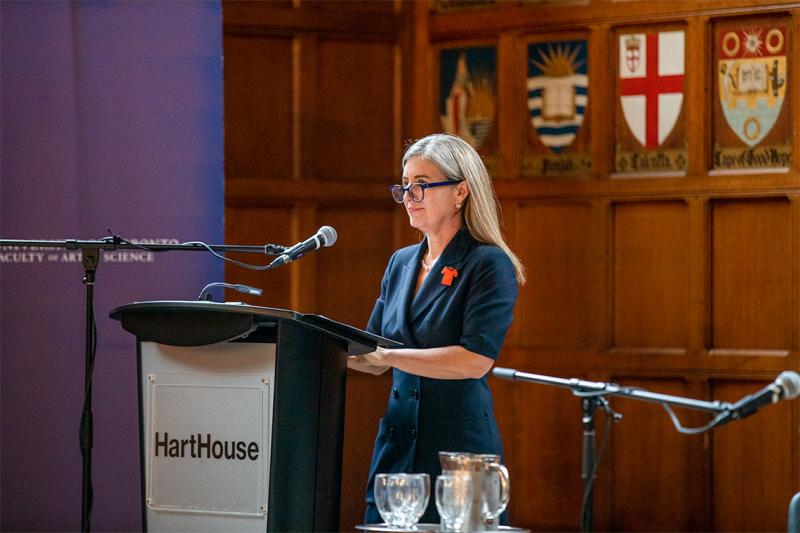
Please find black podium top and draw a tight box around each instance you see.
[110,300,400,355]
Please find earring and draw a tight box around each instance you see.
[456,202,462,209]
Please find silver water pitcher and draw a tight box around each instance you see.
[438,451,509,531]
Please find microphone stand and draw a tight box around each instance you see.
[0,237,285,532]
[492,368,733,533]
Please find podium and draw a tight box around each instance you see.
[110,301,399,532]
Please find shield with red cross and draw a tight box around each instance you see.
[619,31,685,149]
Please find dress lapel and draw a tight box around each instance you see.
[396,239,426,346]
[409,227,474,325]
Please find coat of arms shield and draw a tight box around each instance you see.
[619,31,685,150]
[718,26,787,147]
[527,40,588,154]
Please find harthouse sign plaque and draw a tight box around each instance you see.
[146,372,271,516]
[139,340,277,532]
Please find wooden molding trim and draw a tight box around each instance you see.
[430,1,799,40]
[223,1,399,40]
[226,175,800,205]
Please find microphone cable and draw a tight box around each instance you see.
[105,231,286,271]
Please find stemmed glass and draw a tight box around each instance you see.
[435,474,472,531]
[386,473,430,529]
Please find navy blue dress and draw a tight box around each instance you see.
[363,226,518,524]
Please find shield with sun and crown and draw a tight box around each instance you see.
[527,40,588,154]
[718,26,787,148]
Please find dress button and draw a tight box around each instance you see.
[411,388,419,400]
[410,428,417,439]
[392,388,399,399]
[389,426,395,437]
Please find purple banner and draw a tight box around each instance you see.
[1,2,224,530]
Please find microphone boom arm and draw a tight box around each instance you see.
[493,368,733,414]
[0,238,286,255]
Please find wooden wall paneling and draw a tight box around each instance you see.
[224,1,398,39]
[315,39,397,180]
[688,197,708,355]
[317,206,395,532]
[297,34,319,180]
[597,199,614,356]
[303,0,397,15]
[405,0,433,141]
[794,195,800,363]
[602,377,707,532]
[794,10,800,172]
[493,198,521,528]
[610,200,691,352]
[392,206,419,251]
[590,24,612,179]
[486,376,519,522]
[687,15,709,175]
[224,206,294,309]
[689,376,713,531]
[516,32,528,180]
[497,31,518,179]
[223,34,294,179]
[289,204,319,313]
[512,378,585,531]
[710,197,793,354]
[710,378,798,532]
[515,201,595,353]
[341,370,393,532]
[499,198,522,348]
[393,40,403,167]
[429,1,799,40]
[222,2,800,531]
[315,206,394,326]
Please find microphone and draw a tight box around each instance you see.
[269,226,337,268]
[199,282,263,301]
[720,371,800,424]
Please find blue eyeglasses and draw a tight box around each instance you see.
[389,180,461,203]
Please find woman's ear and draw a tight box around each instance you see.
[457,181,470,203]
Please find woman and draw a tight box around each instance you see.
[349,133,525,525]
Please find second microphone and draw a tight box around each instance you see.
[268,226,337,268]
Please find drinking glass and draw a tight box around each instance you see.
[374,473,396,526]
[386,473,430,529]
[435,474,472,531]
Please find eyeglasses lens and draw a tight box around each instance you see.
[408,184,423,202]
[391,184,424,203]
[390,186,404,203]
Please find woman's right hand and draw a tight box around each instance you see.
[347,353,391,375]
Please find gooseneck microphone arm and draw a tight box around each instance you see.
[199,282,263,301]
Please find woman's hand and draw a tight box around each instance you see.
[347,347,392,375]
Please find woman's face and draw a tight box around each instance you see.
[401,156,466,236]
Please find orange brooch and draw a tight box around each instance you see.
[440,266,458,287]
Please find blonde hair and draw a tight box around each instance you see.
[402,133,526,284]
